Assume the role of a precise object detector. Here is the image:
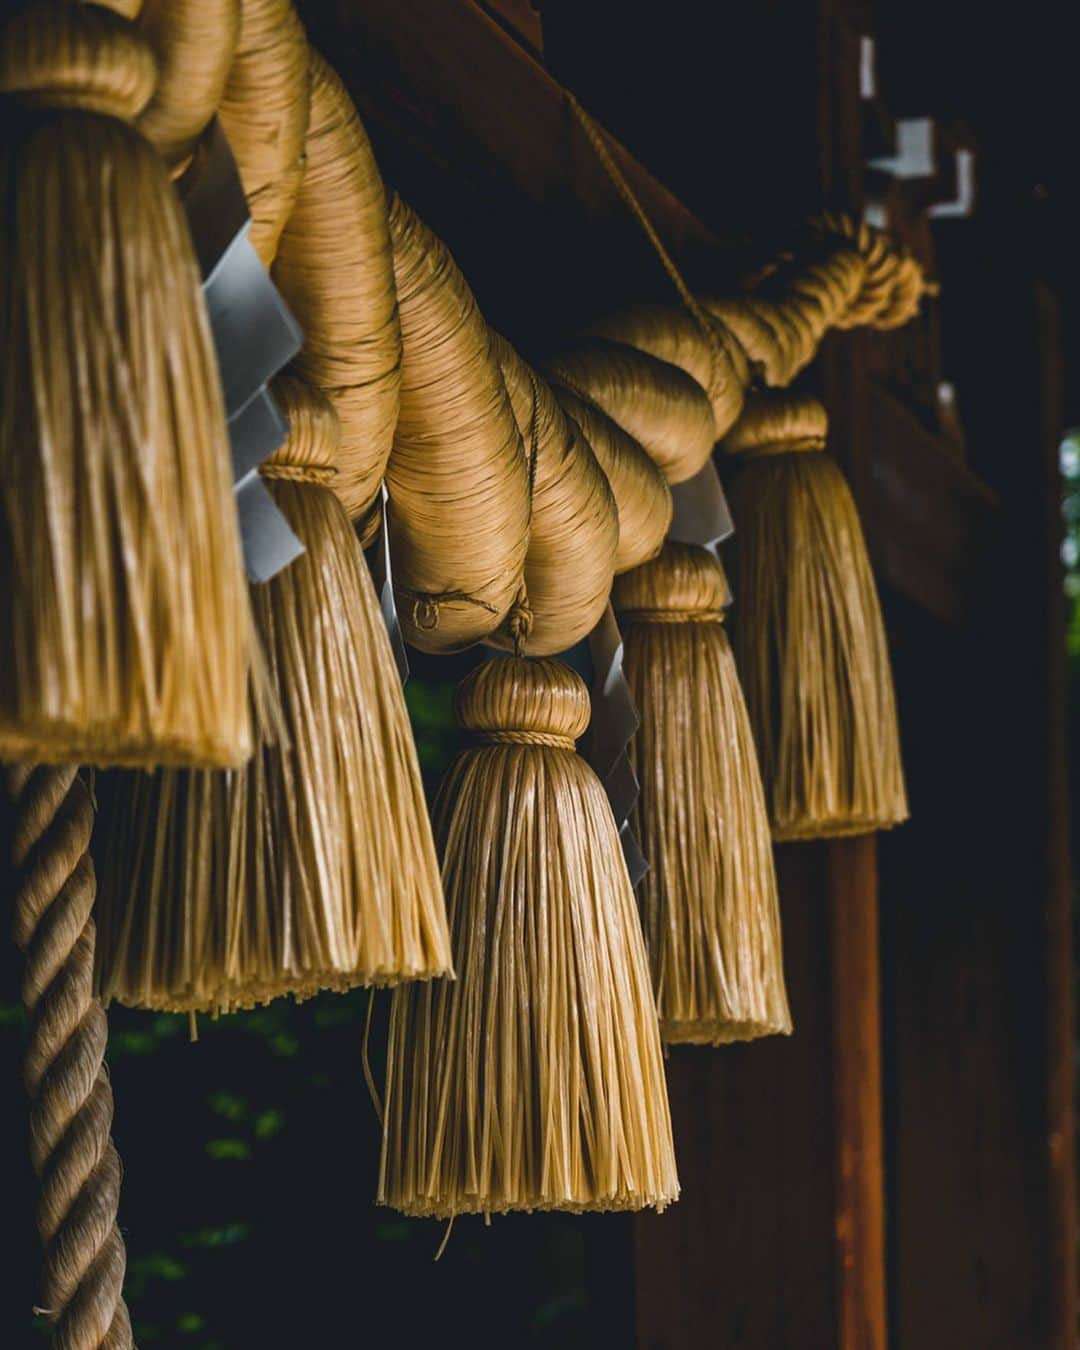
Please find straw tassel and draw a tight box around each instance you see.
[723,391,908,840]
[0,0,256,770]
[94,379,450,1013]
[379,656,678,1217]
[615,544,792,1043]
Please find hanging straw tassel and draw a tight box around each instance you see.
[488,333,618,655]
[386,195,530,652]
[722,391,908,841]
[94,378,450,1013]
[0,0,256,769]
[273,50,400,526]
[548,383,672,573]
[614,544,791,1044]
[136,0,241,173]
[548,338,717,484]
[217,0,310,266]
[380,656,679,1218]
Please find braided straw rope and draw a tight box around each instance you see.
[547,338,717,484]
[380,656,679,1218]
[549,382,671,573]
[386,195,530,652]
[488,333,618,655]
[587,303,748,439]
[0,0,256,770]
[217,0,309,266]
[136,0,240,170]
[273,50,400,526]
[8,764,133,1350]
[614,545,791,1044]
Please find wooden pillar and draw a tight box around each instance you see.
[831,836,888,1350]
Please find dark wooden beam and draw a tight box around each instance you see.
[863,382,998,623]
[830,836,888,1350]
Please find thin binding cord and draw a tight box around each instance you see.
[565,91,721,383]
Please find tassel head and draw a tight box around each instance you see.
[379,655,679,1218]
[723,392,909,840]
[615,544,792,1044]
[94,378,450,1012]
[0,0,256,768]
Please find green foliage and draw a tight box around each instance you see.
[404,677,461,789]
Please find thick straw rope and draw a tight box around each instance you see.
[217,0,309,266]
[549,383,671,573]
[587,304,748,438]
[273,50,400,526]
[8,765,133,1350]
[548,339,717,484]
[136,0,240,170]
[488,333,617,655]
[386,195,530,652]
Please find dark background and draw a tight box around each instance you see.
[3,1,1079,1346]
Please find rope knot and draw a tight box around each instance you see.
[412,596,440,632]
[478,728,577,750]
[507,590,534,656]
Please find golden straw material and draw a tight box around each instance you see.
[698,296,789,387]
[614,545,791,1044]
[8,765,133,1350]
[587,304,749,439]
[380,656,679,1218]
[217,0,309,265]
[489,333,618,655]
[722,391,908,840]
[136,0,241,169]
[548,338,717,484]
[273,50,400,526]
[550,382,672,573]
[94,378,450,1013]
[815,213,932,330]
[0,0,255,769]
[721,387,828,456]
[386,196,530,652]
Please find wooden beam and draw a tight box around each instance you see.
[863,382,998,623]
[633,846,838,1349]
[1035,282,1077,1350]
[830,836,888,1350]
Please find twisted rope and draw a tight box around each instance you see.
[565,90,726,394]
[7,764,134,1350]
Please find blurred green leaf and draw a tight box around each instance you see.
[179,1223,251,1249]
[254,1107,285,1140]
[207,1091,248,1122]
[109,1029,157,1056]
[205,1138,252,1162]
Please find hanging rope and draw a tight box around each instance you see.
[7,764,133,1350]
[565,91,716,343]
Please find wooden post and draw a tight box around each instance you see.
[830,836,888,1350]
